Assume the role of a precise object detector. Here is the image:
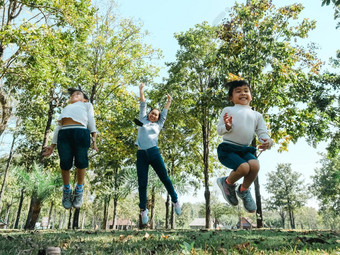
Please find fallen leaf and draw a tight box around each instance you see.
[143,232,150,240]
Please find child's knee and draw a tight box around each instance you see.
[248,160,260,172]
[235,163,250,176]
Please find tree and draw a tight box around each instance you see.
[321,0,340,28]
[217,0,327,227]
[265,163,308,229]
[166,22,226,229]
[0,0,95,135]
[310,154,340,215]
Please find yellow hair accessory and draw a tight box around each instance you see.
[226,73,244,82]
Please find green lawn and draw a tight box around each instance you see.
[0,229,339,254]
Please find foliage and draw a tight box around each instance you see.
[265,163,308,229]
[321,0,340,29]
[218,0,327,152]
[310,154,340,215]
[0,229,339,254]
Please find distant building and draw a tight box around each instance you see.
[236,217,257,229]
[108,219,136,230]
[189,218,223,229]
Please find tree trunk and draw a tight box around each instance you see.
[81,211,86,229]
[150,187,155,229]
[254,177,263,228]
[102,195,110,230]
[51,206,56,229]
[47,201,54,229]
[238,205,243,229]
[252,139,263,228]
[14,188,25,229]
[0,89,12,137]
[73,208,80,229]
[165,194,170,229]
[202,121,211,229]
[0,130,17,211]
[68,209,73,229]
[112,195,118,230]
[170,202,175,229]
[25,193,43,230]
[279,209,285,229]
[24,88,57,230]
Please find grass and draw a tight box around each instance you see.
[0,228,339,254]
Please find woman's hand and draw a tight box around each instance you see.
[167,93,172,102]
[165,94,172,110]
[139,83,145,91]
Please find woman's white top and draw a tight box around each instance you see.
[51,101,96,144]
[217,104,272,147]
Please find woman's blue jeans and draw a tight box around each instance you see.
[136,146,178,210]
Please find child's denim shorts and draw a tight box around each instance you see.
[57,125,91,170]
[217,142,257,170]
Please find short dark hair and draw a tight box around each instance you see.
[68,88,89,100]
[227,80,250,98]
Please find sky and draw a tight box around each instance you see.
[114,0,338,208]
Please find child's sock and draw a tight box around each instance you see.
[75,183,84,193]
[63,184,71,193]
[240,185,248,192]
[225,178,233,185]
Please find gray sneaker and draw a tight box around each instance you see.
[62,190,72,209]
[236,185,257,213]
[172,201,182,215]
[72,190,83,209]
[140,209,149,225]
[217,177,238,206]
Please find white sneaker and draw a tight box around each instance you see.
[173,201,181,215]
[140,209,149,225]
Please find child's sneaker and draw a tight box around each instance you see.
[140,209,149,225]
[172,201,182,215]
[72,190,83,209]
[217,177,238,206]
[236,185,257,213]
[62,189,72,209]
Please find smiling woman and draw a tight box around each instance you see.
[134,82,181,226]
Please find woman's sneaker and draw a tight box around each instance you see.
[140,209,149,225]
[236,185,257,213]
[62,189,72,209]
[217,177,238,206]
[172,201,182,215]
[72,190,83,209]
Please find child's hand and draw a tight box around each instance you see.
[91,137,99,152]
[42,145,55,157]
[139,83,145,90]
[258,138,272,151]
[224,113,232,131]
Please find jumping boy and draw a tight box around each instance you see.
[216,80,273,213]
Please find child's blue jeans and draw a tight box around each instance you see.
[136,146,178,210]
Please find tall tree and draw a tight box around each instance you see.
[265,163,308,229]
[0,0,95,135]
[166,22,225,229]
[217,0,326,227]
[310,154,340,215]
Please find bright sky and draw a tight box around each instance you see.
[115,0,338,208]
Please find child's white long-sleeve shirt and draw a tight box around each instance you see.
[217,104,271,146]
[51,101,96,144]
